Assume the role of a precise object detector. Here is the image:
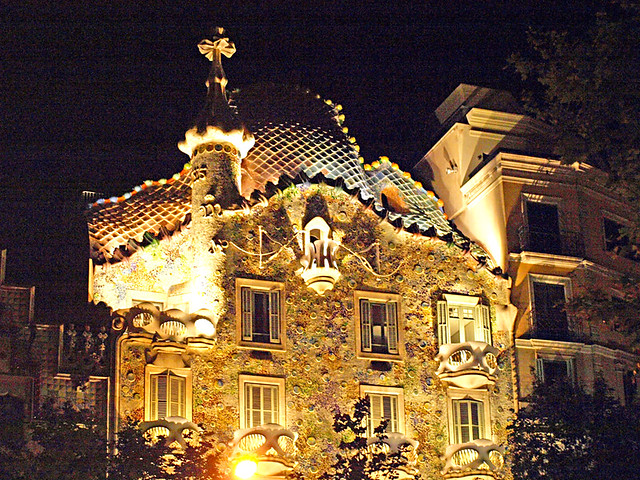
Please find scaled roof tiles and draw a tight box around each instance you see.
[88,84,491,268]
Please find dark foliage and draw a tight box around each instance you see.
[319,397,418,480]
[0,400,107,480]
[508,380,640,479]
[510,0,640,339]
[108,421,229,480]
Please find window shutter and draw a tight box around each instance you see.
[536,358,545,383]
[156,373,168,419]
[169,374,185,418]
[387,395,398,432]
[370,395,382,434]
[150,375,157,420]
[241,287,253,341]
[566,358,575,384]
[269,291,280,343]
[475,305,492,344]
[360,300,372,352]
[385,302,398,354]
[437,300,449,345]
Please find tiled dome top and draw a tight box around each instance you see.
[87,84,492,270]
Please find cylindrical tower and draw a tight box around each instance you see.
[178,27,254,312]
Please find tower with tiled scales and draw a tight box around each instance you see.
[86,28,516,480]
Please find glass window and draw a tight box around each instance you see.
[244,382,280,428]
[536,358,574,384]
[532,281,569,340]
[360,299,398,355]
[452,399,485,444]
[149,371,186,420]
[239,285,281,345]
[437,297,491,345]
[604,218,639,261]
[239,375,285,429]
[367,393,399,435]
[525,200,561,254]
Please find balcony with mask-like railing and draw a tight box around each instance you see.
[517,225,585,258]
[367,432,419,479]
[435,341,500,389]
[442,439,505,480]
[230,423,297,479]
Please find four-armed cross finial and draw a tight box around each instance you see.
[198,27,236,94]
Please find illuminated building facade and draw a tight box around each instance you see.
[86,32,516,479]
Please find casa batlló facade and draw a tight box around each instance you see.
[86,30,516,479]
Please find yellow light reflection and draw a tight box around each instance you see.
[234,458,258,479]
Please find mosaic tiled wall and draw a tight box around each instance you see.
[97,184,514,479]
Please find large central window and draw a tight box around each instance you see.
[437,294,491,345]
[245,383,279,427]
[236,279,284,350]
[145,368,191,421]
[361,300,398,354]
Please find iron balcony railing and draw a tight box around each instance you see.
[517,225,585,258]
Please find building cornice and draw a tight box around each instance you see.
[509,252,583,269]
[462,152,631,214]
[515,338,638,363]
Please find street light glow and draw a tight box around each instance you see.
[234,458,258,479]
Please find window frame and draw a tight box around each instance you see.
[354,291,404,361]
[535,355,575,385]
[447,388,491,445]
[436,294,491,346]
[528,274,572,338]
[127,290,166,310]
[602,213,638,261]
[359,384,405,435]
[235,278,285,351]
[238,374,286,429]
[144,365,192,421]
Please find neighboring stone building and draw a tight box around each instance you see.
[413,84,639,408]
[0,249,112,435]
[86,32,515,479]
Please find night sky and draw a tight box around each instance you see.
[0,1,599,320]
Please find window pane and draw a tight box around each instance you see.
[526,201,561,254]
[252,292,270,341]
[245,383,279,428]
[464,319,475,342]
[370,303,387,352]
[449,307,461,343]
[533,282,568,340]
[156,375,167,419]
[453,400,484,443]
[368,394,399,434]
[542,360,568,383]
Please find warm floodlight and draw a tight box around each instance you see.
[234,457,258,479]
[194,317,215,336]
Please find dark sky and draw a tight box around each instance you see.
[0,0,599,319]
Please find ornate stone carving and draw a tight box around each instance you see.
[230,423,297,477]
[140,416,200,448]
[442,439,504,479]
[112,303,216,346]
[435,341,499,389]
